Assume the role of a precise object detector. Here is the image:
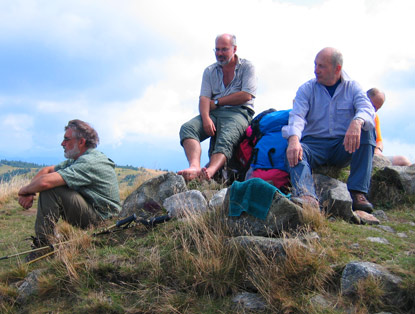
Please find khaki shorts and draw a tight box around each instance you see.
[180,106,253,161]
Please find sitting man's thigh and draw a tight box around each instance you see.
[52,186,102,228]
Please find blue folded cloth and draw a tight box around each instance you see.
[229,178,277,220]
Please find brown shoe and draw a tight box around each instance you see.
[350,191,373,213]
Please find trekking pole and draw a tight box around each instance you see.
[93,214,171,236]
[25,250,56,266]
[1,215,172,262]
[0,239,73,261]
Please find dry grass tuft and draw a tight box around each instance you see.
[0,176,30,205]
[246,233,335,312]
[169,210,244,298]
[119,171,164,201]
[353,276,386,312]
[301,203,328,233]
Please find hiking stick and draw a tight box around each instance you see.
[0,240,73,261]
[92,214,171,236]
[25,250,56,266]
[1,214,171,262]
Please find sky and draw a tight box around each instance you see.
[0,0,414,171]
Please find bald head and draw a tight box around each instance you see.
[367,88,385,111]
[314,47,343,86]
[215,33,236,46]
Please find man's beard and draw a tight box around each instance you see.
[64,144,80,159]
[217,54,233,66]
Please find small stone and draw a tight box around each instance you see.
[366,237,389,244]
[377,225,396,233]
[350,243,360,249]
[354,211,380,225]
[397,232,408,238]
[232,292,267,310]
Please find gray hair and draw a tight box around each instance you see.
[215,33,237,46]
[65,119,99,148]
[331,49,343,68]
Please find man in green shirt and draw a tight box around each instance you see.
[18,119,121,248]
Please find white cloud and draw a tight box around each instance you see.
[1,0,415,167]
[0,114,34,152]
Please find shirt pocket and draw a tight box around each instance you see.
[336,102,354,122]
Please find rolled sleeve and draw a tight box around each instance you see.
[241,61,257,98]
[282,84,310,139]
[352,85,375,130]
[200,67,213,98]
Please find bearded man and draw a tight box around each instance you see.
[18,119,121,250]
[178,33,257,181]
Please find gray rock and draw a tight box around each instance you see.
[232,292,267,311]
[310,294,332,309]
[354,211,380,225]
[16,269,44,304]
[224,191,304,237]
[372,154,393,169]
[314,174,354,220]
[350,243,360,249]
[208,188,228,211]
[373,210,388,221]
[231,235,308,259]
[120,172,187,218]
[397,232,408,238]
[377,225,396,233]
[341,261,402,296]
[163,190,208,218]
[367,237,389,244]
[370,165,415,196]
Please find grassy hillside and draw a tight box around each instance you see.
[0,165,414,313]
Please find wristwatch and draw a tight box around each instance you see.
[214,99,219,106]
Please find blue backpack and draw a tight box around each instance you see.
[250,109,291,172]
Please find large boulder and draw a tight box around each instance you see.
[223,191,304,237]
[372,154,392,169]
[341,261,402,296]
[314,174,354,220]
[230,235,308,259]
[369,164,415,205]
[120,172,187,218]
[163,190,208,218]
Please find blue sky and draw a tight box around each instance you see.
[1,0,414,171]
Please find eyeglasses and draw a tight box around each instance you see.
[62,137,77,142]
[213,48,231,53]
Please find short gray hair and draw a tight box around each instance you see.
[331,49,343,68]
[215,33,237,46]
[65,119,99,148]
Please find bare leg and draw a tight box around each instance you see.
[201,153,226,180]
[178,138,202,180]
[392,155,412,166]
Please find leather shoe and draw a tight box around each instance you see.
[350,191,373,213]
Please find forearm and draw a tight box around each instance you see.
[211,91,252,107]
[199,96,211,120]
[18,172,65,195]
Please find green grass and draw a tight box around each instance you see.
[0,168,415,313]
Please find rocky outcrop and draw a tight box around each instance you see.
[314,174,354,220]
[163,190,208,218]
[223,192,304,237]
[341,261,402,296]
[120,172,187,218]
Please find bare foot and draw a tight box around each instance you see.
[200,167,213,181]
[178,167,201,181]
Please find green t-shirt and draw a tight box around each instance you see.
[55,148,121,219]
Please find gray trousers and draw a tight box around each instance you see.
[35,186,102,244]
